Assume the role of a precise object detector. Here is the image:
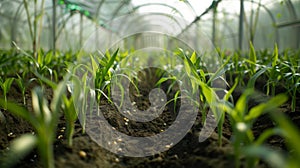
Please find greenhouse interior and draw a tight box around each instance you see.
[0,0,299,167]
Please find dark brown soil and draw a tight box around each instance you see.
[0,71,299,168]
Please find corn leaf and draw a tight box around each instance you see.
[249,41,257,74]
[0,99,39,128]
[247,66,267,88]
[190,51,197,64]
[270,111,300,162]
[243,145,286,168]
[234,88,253,120]
[245,93,288,121]
[272,43,278,67]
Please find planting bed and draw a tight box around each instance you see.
[0,65,299,168]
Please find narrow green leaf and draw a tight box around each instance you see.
[3,78,14,92]
[99,48,119,86]
[190,51,197,64]
[245,94,288,121]
[224,77,239,101]
[156,77,176,87]
[272,43,278,67]
[255,128,285,146]
[247,66,267,88]
[207,56,231,84]
[234,89,254,120]
[249,41,257,73]
[270,111,300,161]
[33,71,57,89]
[0,99,38,128]
[50,74,70,114]
[89,54,98,76]
[243,145,286,168]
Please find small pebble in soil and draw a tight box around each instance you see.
[57,135,63,139]
[7,132,16,138]
[60,127,65,133]
[165,144,173,149]
[171,154,179,160]
[156,156,163,162]
[79,150,87,158]
[115,158,120,162]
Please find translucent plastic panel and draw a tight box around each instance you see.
[131,0,198,22]
[0,0,299,50]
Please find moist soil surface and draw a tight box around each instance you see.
[0,70,299,168]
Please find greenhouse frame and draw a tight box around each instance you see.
[0,0,299,168]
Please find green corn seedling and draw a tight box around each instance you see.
[221,89,288,168]
[248,41,257,75]
[0,77,14,109]
[15,73,36,105]
[0,76,69,168]
[94,49,119,102]
[62,95,77,146]
[265,43,280,96]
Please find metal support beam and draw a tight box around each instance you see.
[212,3,217,46]
[52,0,56,52]
[238,0,244,50]
[276,20,300,28]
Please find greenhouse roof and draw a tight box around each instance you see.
[0,0,299,50]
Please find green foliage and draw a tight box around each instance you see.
[62,95,77,146]
[248,42,257,74]
[221,89,288,167]
[0,77,14,109]
[94,49,119,101]
[16,72,36,105]
[0,75,70,168]
[0,46,299,168]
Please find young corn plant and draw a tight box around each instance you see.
[175,49,208,121]
[71,66,90,133]
[279,56,300,112]
[220,87,288,168]
[94,49,119,102]
[0,77,14,109]
[248,42,257,75]
[0,75,69,168]
[243,99,300,168]
[227,51,250,87]
[15,72,36,105]
[176,48,231,144]
[62,94,77,146]
[265,43,280,96]
[34,71,78,145]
